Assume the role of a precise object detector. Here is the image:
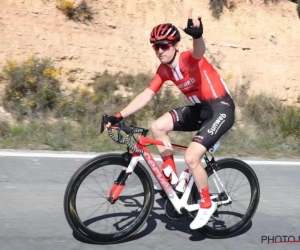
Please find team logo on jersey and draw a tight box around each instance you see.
[203,70,218,99]
[221,101,230,106]
[177,78,195,89]
[208,114,226,135]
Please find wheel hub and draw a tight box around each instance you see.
[218,191,232,206]
[107,195,118,204]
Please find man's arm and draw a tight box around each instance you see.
[120,71,164,117]
[180,8,205,60]
[119,88,155,118]
[191,37,206,60]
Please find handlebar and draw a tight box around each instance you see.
[100,114,148,153]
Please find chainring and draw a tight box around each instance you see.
[164,199,184,220]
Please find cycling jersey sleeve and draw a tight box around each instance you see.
[147,65,167,93]
[181,50,202,71]
[181,49,202,69]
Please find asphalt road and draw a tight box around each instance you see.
[1,152,300,250]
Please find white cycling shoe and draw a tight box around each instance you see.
[190,202,217,230]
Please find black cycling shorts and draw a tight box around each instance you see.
[168,99,235,150]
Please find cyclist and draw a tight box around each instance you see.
[105,8,235,230]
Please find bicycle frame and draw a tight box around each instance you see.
[106,119,233,215]
[108,133,200,214]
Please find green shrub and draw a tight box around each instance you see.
[56,71,132,124]
[56,0,94,24]
[209,0,237,19]
[0,120,10,137]
[0,121,75,150]
[0,67,299,156]
[277,106,300,138]
[228,1,237,12]
[55,71,188,137]
[264,1,299,18]
[2,57,62,120]
[244,94,300,138]
[209,0,225,19]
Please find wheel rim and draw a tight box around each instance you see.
[188,159,259,236]
[69,163,148,238]
[206,166,253,230]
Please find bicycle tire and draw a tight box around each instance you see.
[189,158,260,238]
[63,153,155,244]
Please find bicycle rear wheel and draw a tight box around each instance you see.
[64,153,155,244]
[189,158,260,238]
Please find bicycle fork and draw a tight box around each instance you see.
[204,157,232,206]
[107,152,139,203]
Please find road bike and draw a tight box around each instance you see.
[63,115,260,244]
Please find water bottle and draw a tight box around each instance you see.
[208,141,220,153]
[162,165,179,185]
[175,168,191,193]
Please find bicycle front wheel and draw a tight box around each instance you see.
[64,153,155,244]
[190,158,260,238]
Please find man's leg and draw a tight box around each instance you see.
[150,112,177,185]
[185,103,235,229]
[184,142,217,229]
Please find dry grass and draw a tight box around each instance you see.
[0,61,299,157]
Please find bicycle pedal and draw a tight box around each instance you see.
[179,207,189,215]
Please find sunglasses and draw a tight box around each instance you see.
[152,43,173,52]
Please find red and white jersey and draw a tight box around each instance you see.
[147,50,232,104]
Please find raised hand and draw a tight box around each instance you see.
[180,8,203,39]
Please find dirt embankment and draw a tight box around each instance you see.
[0,0,299,108]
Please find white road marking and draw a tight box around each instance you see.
[0,151,299,165]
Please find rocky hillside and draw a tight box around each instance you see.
[1,0,299,105]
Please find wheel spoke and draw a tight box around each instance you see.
[200,159,260,238]
[64,155,154,244]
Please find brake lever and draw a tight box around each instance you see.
[119,120,133,135]
[117,128,124,142]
